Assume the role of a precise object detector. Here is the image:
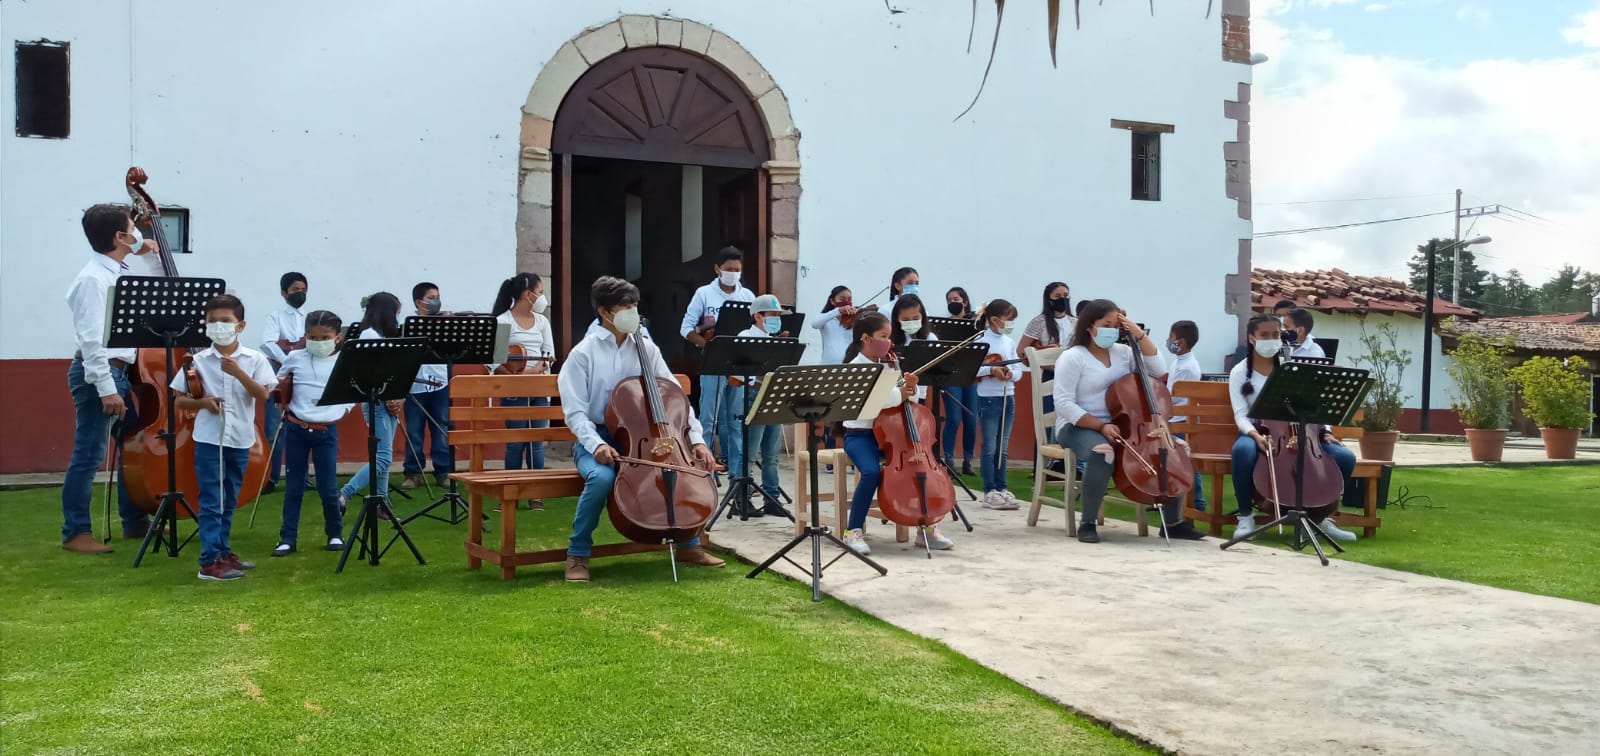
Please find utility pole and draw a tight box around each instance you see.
[1452,188,1463,304]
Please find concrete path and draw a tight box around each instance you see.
[706,495,1600,755]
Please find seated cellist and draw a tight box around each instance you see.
[1052,299,1205,543]
[557,276,724,583]
[1228,315,1357,541]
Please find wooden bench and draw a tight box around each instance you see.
[1170,380,1389,538]
[448,373,695,580]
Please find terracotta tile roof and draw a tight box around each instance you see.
[1442,317,1600,355]
[1492,312,1598,325]
[1251,268,1479,319]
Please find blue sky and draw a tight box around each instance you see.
[1291,1,1594,64]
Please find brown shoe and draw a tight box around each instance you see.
[400,474,422,490]
[564,555,591,582]
[62,533,114,554]
[677,546,725,568]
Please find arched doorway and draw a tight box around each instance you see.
[550,45,769,373]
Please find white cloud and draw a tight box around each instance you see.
[1564,6,1600,48]
[1455,4,1493,29]
[1250,6,1600,285]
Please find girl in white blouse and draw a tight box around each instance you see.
[491,273,555,509]
[811,285,857,365]
[1052,299,1205,543]
[973,299,1023,509]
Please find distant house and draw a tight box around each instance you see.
[1442,318,1600,436]
[1251,268,1479,433]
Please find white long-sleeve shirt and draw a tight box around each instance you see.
[489,310,554,374]
[973,329,1024,398]
[1166,351,1202,424]
[1291,337,1326,360]
[1228,359,1270,435]
[1053,343,1165,433]
[843,353,904,430]
[276,350,354,424]
[170,345,278,449]
[559,323,705,454]
[678,278,754,338]
[65,253,160,397]
[812,307,851,364]
[260,303,306,365]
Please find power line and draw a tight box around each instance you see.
[1256,192,1454,206]
[1253,210,1455,238]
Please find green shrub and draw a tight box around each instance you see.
[1446,331,1513,430]
[1508,356,1595,429]
[1349,322,1411,432]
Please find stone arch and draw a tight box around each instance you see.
[516,16,800,338]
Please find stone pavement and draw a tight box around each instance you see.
[705,492,1600,755]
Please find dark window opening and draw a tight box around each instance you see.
[15,40,70,139]
[1131,131,1161,201]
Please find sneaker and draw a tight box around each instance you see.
[843,528,871,555]
[221,553,256,571]
[1077,523,1100,543]
[961,460,975,476]
[1318,517,1358,542]
[400,474,422,490]
[1162,522,1207,541]
[999,490,1020,510]
[376,502,394,522]
[824,464,834,474]
[326,537,345,551]
[337,493,347,517]
[982,491,1007,510]
[564,555,591,582]
[677,546,725,567]
[760,502,793,519]
[1234,514,1257,537]
[198,561,244,581]
[271,542,295,557]
[916,525,954,550]
[61,533,114,554]
[527,499,545,511]
[435,473,450,488]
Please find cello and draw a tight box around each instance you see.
[1104,323,1194,531]
[604,328,718,570]
[119,167,269,516]
[1249,350,1346,522]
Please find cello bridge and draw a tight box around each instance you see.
[651,437,678,457]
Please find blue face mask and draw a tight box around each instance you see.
[763,316,782,335]
[1166,340,1182,354]
[1093,327,1120,348]
[902,283,919,296]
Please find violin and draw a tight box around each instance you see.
[118,168,268,517]
[838,285,890,330]
[978,354,1025,384]
[1104,324,1194,511]
[604,331,718,547]
[496,344,556,374]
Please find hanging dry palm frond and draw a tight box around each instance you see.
[955,0,1006,121]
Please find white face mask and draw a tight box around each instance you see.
[610,306,641,335]
[206,322,239,347]
[900,319,922,334]
[123,227,144,251]
[1254,339,1282,358]
[533,294,549,315]
[719,270,741,288]
[306,338,337,358]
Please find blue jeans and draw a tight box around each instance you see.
[500,395,547,471]
[341,404,398,500]
[569,427,700,556]
[279,420,342,545]
[976,395,1016,492]
[1230,432,1357,517]
[842,430,880,531]
[62,358,149,541]
[194,442,249,566]
[940,385,978,464]
[404,387,452,474]
[698,375,745,475]
[751,423,784,500]
[263,401,284,484]
[1060,425,1116,525]
[1172,432,1206,511]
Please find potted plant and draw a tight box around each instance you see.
[1445,331,1514,462]
[1348,322,1410,461]
[1508,356,1595,460]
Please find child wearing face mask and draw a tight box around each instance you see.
[839,312,952,554]
[888,266,920,301]
[973,299,1023,509]
[680,246,755,477]
[1284,308,1326,359]
[171,294,277,581]
[940,288,980,475]
[400,281,453,492]
[733,294,793,516]
[338,292,406,519]
[490,273,555,509]
[259,271,309,493]
[272,310,354,557]
[1165,320,1206,513]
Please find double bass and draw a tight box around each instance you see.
[604,329,718,559]
[1105,325,1194,521]
[119,167,269,516]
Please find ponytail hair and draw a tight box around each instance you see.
[979,298,1017,327]
[822,285,849,313]
[358,292,402,338]
[841,312,891,363]
[492,272,541,317]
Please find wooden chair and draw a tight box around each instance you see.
[448,373,697,580]
[1022,346,1092,535]
[792,423,908,542]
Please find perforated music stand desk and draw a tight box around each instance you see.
[697,336,807,527]
[397,316,506,525]
[745,363,896,602]
[1220,361,1371,565]
[928,316,980,343]
[712,301,753,337]
[321,338,429,572]
[108,275,225,566]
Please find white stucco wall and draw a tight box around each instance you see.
[1305,311,1460,411]
[2,1,1248,367]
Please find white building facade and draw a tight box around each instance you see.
[1,0,1255,471]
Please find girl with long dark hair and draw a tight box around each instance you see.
[940,287,978,474]
[338,292,405,515]
[491,272,555,510]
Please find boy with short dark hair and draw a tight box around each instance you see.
[401,281,453,490]
[1285,308,1325,359]
[1166,320,1206,512]
[679,246,754,476]
[260,272,309,492]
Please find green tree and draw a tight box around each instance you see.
[1478,269,1537,316]
[1408,237,1487,308]
[1534,265,1596,314]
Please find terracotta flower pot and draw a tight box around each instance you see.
[1540,427,1581,460]
[1358,430,1400,462]
[1464,429,1507,462]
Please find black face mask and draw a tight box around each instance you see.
[286,291,307,309]
[946,301,964,315]
[1050,297,1070,314]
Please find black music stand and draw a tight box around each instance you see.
[712,301,753,337]
[1220,361,1371,566]
[896,341,990,529]
[322,338,429,572]
[700,336,806,528]
[398,315,505,526]
[928,316,980,343]
[110,275,225,566]
[746,364,894,601]
[779,312,806,336]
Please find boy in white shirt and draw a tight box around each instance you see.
[259,272,308,492]
[733,294,794,517]
[1285,309,1327,359]
[1165,320,1206,512]
[171,295,277,581]
[679,247,755,476]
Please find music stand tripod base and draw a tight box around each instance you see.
[397,315,502,527]
[698,336,806,530]
[743,364,892,602]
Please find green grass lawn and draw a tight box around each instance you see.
[0,481,1145,755]
[977,464,1600,605]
